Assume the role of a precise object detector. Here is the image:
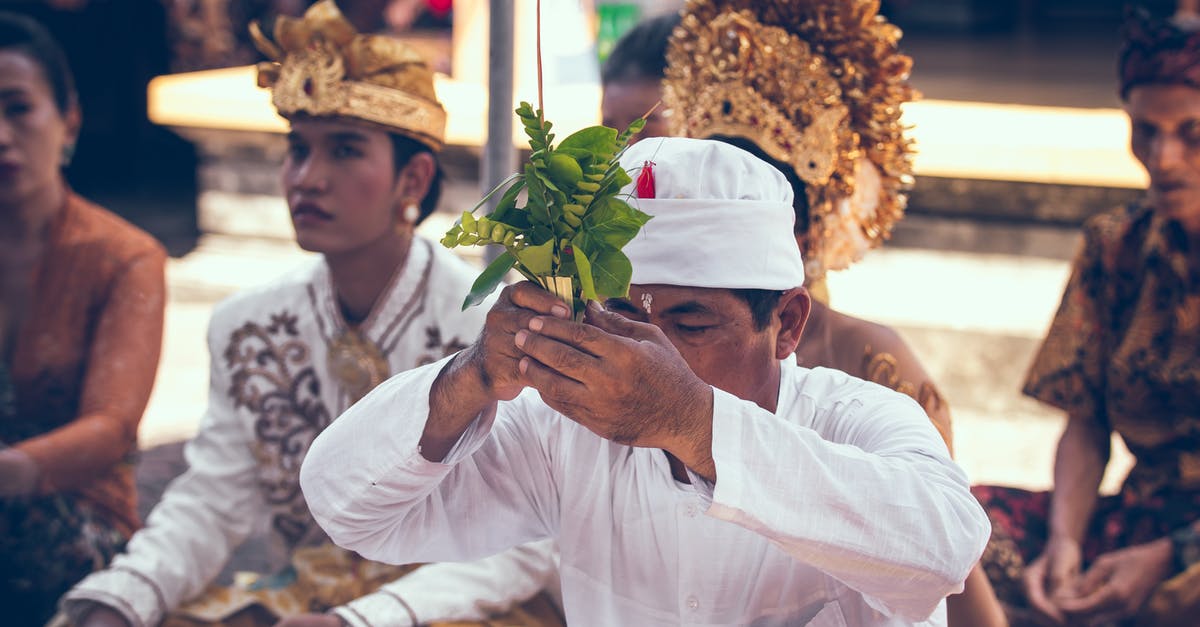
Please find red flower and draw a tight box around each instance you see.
[636,160,655,198]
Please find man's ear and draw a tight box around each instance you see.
[774,287,810,359]
[395,151,436,204]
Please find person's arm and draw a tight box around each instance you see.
[1048,411,1110,546]
[691,381,989,622]
[302,284,572,567]
[14,250,165,493]
[332,540,558,627]
[63,308,268,627]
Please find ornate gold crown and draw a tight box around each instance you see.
[664,0,916,278]
[250,0,446,151]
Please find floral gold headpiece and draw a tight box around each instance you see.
[664,0,916,278]
[250,0,446,151]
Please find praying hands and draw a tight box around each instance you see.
[425,283,715,479]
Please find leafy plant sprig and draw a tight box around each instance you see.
[442,104,652,316]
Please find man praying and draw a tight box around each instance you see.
[299,138,990,626]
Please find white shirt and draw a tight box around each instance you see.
[64,239,557,627]
[301,354,991,626]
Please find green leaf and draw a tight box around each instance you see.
[489,177,527,223]
[462,251,516,310]
[513,239,555,275]
[524,164,553,226]
[591,246,633,299]
[583,196,653,249]
[558,125,619,155]
[571,239,599,302]
[465,173,523,218]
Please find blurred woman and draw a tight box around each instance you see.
[659,1,1004,624]
[973,9,1200,627]
[0,11,167,625]
[63,2,559,626]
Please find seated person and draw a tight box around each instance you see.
[973,9,1200,627]
[0,12,166,625]
[659,3,1006,623]
[300,137,992,626]
[63,2,558,626]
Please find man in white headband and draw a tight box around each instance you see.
[300,138,990,626]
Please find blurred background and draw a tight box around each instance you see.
[3,0,1183,502]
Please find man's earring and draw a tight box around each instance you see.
[61,142,76,167]
[402,203,420,223]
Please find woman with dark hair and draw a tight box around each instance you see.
[972,9,1200,626]
[63,3,560,627]
[659,1,1005,625]
[0,10,167,625]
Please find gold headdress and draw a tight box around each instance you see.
[664,0,916,278]
[250,0,446,151]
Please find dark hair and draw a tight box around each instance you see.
[601,13,681,85]
[389,133,443,225]
[730,288,785,331]
[708,135,810,236]
[0,12,77,114]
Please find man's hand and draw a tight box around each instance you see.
[274,613,345,627]
[78,605,132,627]
[422,283,573,461]
[1023,535,1083,624]
[514,301,715,476]
[1057,538,1173,625]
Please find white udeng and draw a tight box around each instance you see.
[300,355,991,627]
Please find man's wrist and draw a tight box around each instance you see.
[668,380,716,481]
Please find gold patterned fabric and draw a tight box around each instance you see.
[862,347,952,453]
[1025,203,1200,502]
[250,0,447,150]
[664,0,916,278]
[165,544,561,627]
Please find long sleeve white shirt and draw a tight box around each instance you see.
[64,240,557,627]
[301,355,991,626]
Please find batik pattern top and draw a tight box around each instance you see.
[1025,203,1200,502]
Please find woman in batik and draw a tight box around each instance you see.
[659,2,1005,625]
[0,11,167,625]
[972,9,1200,627]
[64,3,559,627]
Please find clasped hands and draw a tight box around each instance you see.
[460,283,714,469]
[1024,534,1174,626]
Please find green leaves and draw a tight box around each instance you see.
[463,251,516,310]
[584,196,652,249]
[447,101,653,311]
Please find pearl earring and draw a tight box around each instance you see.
[402,203,420,223]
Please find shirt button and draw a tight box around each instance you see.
[686,595,700,611]
[685,503,698,517]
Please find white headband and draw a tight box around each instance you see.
[619,137,806,291]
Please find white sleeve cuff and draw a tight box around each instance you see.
[62,567,168,627]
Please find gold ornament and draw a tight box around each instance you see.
[664,0,917,279]
[325,329,389,405]
[251,0,446,151]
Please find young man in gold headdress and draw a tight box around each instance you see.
[60,3,560,626]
